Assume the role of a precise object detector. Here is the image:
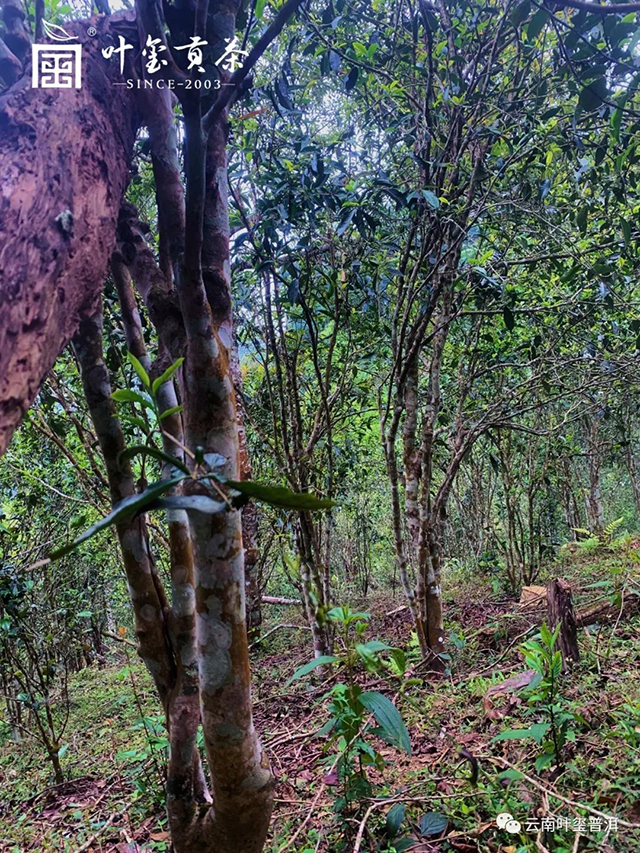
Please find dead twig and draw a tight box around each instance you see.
[103,630,137,649]
[276,756,339,853]
[250,623,311,649]
[75,803,130,852]
[492,758,637,828]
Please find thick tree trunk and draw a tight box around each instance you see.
[0,14,138,454]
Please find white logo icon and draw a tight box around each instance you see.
[32,22,82,89]
[42,20,75,42]
[496,812,522,834]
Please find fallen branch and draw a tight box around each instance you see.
[262,595,302,606]
[249,623,311,649]
[576,593,639,627]
[385,604,408,616]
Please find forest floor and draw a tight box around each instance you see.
[1,543,639,853]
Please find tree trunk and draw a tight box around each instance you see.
[419,522,446,666]
[73,311,177,705]
[169,103,273,851]
[583,415,605,535]
[48,745,64,785]
[546,578,580,670]
[0,14,138,455]
[230,347,262,642]
[625,441,640,516]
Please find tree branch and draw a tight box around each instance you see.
[203,0,305,132]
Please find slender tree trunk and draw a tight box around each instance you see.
[623,430,640,516]
[583,416,605,535]
[561,457,582,540]
[73,311,177,705]
[229,349,262,642]
[171,104,273,851]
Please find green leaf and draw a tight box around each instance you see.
[151,495,226,515]
[111,389,155,410]
[345,66,359,92]
[540,622,552,647]
[422,189,440,209]
[621,218,632,246]
[152,358,184,396]
[360,691,411,754]
[389,648,407,676]
[498,768,525,781]
[534,752,555,771]
[287,655,339,685]
[386,802,405,838]
[77,610,93,618]
[611,101,625,143]
[118,444,191,476]
[577,206,588,235]
[526,8,548,41]
[491,728,537,742]
[584,580,613,589]
[629,23,640,54]
[419,812,448,837]
[511,1,531,27]
[523,671,543,691]
[327,605,350,623]
[529,722,551,743]
[225,479,336,510]
[126,415,149,432]
[393,838,417,852]
[356,640,392,655]
[49,475,185,559]
[337,208,356,237]
[315,717,337,738]
[255,0,266,19]
[159,405,183,421]
[492,723,549,743]
[503,306,515,331]
[578,78,608,112]
[127,352,151,389]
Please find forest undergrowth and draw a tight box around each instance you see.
[1,544,639,853]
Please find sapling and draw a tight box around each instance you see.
[493,622,576,772]
[288,605,412,813]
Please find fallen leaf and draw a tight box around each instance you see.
[626,801,640,824]
[323,769,339,786]
[483,670,537,720]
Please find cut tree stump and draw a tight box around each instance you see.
[546,578,580,670]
